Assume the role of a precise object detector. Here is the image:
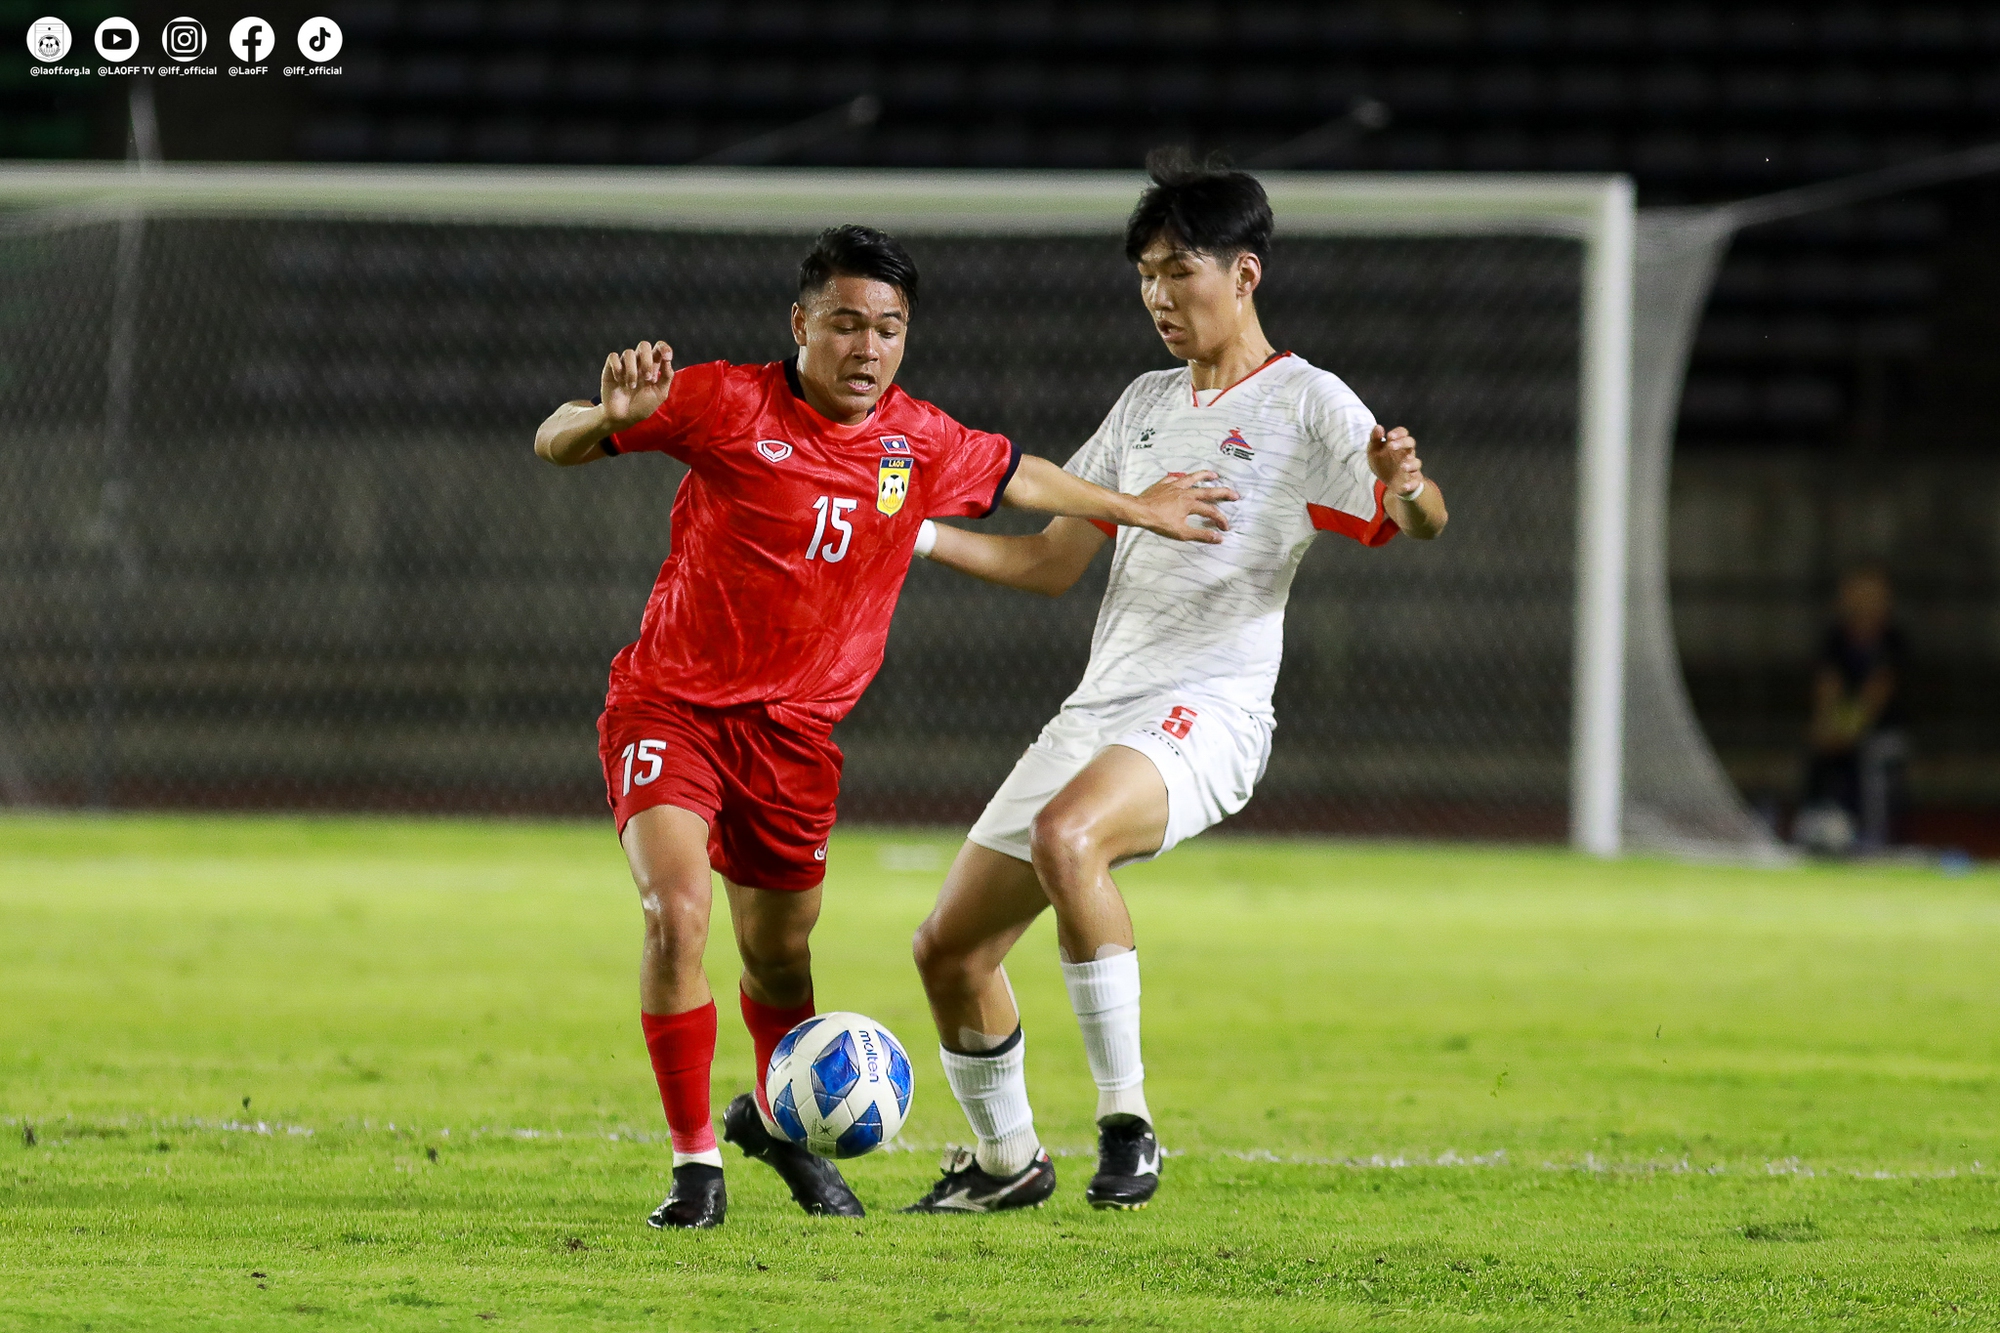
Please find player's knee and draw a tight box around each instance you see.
[1028,804,1100,884]
[741,933,810,975]
[910,918,964,991]
[635,875,707,948]
[739,922,812,983]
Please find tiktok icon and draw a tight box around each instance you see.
[296,15,342,63]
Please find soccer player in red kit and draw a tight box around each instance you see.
[534,225,1234,1229]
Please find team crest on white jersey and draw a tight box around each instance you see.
[877,455,912,515]
[756,439,794,463]
[1219,427,1255,461]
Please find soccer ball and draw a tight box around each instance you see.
[765,1011,913,1160]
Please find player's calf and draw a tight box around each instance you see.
[725,875,824,1124]
[935,1027,1043,1176]
[1062,948,1162,1210]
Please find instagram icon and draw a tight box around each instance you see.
[161,15,206,62]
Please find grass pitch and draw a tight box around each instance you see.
[2,815,1997,1331]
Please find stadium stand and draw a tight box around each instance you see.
[5,1,1998,842]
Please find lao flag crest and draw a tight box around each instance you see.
[877,456,912,515]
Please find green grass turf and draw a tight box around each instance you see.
[2,814,1998,1331]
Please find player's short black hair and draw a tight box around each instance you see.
[798,224,919,314]
[1123,146,1274,265]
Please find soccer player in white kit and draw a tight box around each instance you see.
[902,152,1449,1214]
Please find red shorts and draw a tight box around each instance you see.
[598,696,842,893]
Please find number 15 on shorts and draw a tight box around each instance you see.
[621,739,666,795]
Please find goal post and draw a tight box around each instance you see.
[1572,177,1635,859]
[0,164,1660,853]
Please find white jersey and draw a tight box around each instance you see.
[1061,352,1394,722]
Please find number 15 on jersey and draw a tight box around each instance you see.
[807,496,858,563]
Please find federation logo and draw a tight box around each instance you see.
[755,439,794,463]
[876,455,912,515]
[27,16,71,63]
[879,435,911,453]
[1219,426,1255,461]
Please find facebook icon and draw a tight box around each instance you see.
[229,16,270,64]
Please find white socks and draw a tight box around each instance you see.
[1062,950,1152,1125]
[672,1148,723,1169]
[939,952,1149,1171]
[939,1028,1041,1177]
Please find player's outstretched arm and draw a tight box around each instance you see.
[533,340,674,466]
[1001,454,1237,545]
[1369,425,1449,539]
[922,517,1108,597]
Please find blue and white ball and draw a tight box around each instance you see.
[764,1011,913,1160]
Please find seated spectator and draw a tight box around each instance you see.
[1798,567,1908,853]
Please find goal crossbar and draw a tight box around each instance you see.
[4,162,1621,236]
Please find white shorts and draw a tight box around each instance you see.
[966,691,1273,866]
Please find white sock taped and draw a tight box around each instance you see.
[938,1028,1040,1177]
[1061,951,1152,1125]
[672,1148,723,1169]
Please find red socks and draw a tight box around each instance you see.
[640,1002,718,1156]
[741,988,816,1117]
[638,992,814,1148]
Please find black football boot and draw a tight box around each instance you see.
[646,1162,726,1229]
[902,1146,1058,1214]
[721,1093,865,1217]
[1084,1118,1162,1210]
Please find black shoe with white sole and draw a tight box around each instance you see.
[1085,1118,1161,1210]
[647,1162,727,1229]
[902,1146,1057,1214]
[720,1093,866,1217]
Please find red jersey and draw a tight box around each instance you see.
[602,359,1021,732]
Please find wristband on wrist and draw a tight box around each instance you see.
[1391,479,1425,505]
[913,519,939,559]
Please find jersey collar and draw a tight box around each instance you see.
[1192,350,1292,406]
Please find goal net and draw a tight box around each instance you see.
[0,165,1762,855]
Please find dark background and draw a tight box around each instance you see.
[7,0,1999,844]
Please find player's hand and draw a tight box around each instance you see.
[1130,469,1238,545]
[1368,425,1425,499]
[600,340,674,431]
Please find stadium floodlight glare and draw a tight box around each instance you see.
[0,163,1744,857]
